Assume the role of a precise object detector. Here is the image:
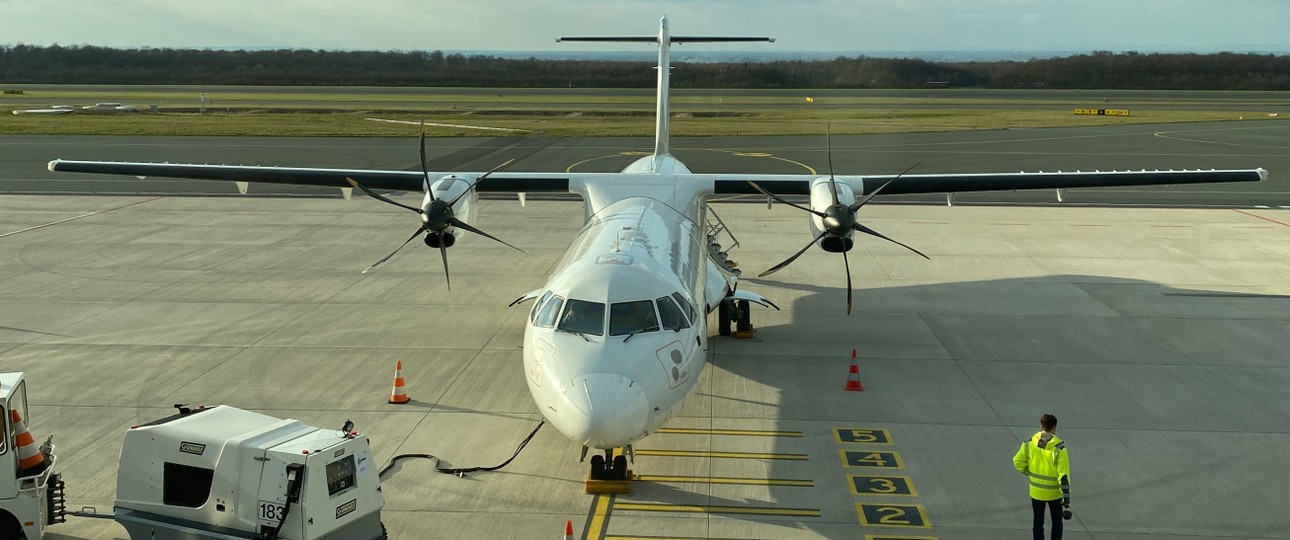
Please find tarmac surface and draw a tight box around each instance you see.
[2,122,1289,539]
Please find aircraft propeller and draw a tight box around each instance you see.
[749,131,927,315]
[346,122,524,291]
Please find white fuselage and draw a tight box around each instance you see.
[522,155,727,449]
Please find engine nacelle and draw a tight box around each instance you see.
[425,174,480,242]
[808,177,858,253]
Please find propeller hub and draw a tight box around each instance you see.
[822,205,856,236]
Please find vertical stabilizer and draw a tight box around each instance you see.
[558,19,774,163]
[655,17,672,157]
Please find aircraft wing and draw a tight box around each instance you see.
[711,168,1268,196]
[46,160,573,193]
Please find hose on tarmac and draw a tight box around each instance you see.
[378,420,544,479]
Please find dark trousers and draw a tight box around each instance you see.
[1031,498,1063,540]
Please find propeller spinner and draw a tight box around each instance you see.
[346,122,524,291]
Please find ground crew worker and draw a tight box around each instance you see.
[1013,414,1071,540]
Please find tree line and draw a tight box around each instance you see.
[2,44,1289,90]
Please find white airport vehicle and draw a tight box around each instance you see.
[1,372,385,540]
[0,372,62,540]
[48,17,1267,482]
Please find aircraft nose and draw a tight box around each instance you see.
[562,373,649,448]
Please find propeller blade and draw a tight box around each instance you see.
[448,158,516,207]
[842,246,853,316]
[747,181,826,218]
[346,177,424,214]
[419,121,434,201]
[759,232,826,277]
[826,126,840,206]
[362,226,425,274]
[853,222,930,260]
[448,218,526,254]
[850,162,921,212]
[437,233,451,293]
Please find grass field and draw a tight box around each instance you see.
[1,85,1281,137]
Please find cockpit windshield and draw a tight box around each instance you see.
[558,299,605,336]
[609,300,660,336]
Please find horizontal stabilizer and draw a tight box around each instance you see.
[557,36,774,43]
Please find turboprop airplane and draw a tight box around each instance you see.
[48,17,1266,481]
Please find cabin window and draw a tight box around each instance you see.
[559,299,605,336]
[656,296,689,331]
[535,295,564,328]
[163,462,215,508]
[609,300,660,336]
[530,291,554,323]
[671,292,697,322]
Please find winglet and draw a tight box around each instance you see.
[236,181,249,195]
[1257,168,1269,182]
[47,159,59,172]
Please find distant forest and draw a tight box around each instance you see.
[3,45,1290,90]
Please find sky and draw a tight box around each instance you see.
[1,0,1287,55]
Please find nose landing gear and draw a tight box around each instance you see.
[583,446,634,494]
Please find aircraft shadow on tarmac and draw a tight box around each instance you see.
[659,274,1290,537]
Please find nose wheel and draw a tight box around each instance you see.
[589,449,630,481]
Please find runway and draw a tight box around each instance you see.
[2,122,1289,539]
[4,119,1290,206]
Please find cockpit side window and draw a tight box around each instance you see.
[671,292,697,323]
[656,296,690,331]
[535,295,564,328]
[530,291,554,323]
[559,299,606,336]
[609,300,660,336]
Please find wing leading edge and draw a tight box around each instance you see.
[47,160,572,193]
[712,169,1267,196]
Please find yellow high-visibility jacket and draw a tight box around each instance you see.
[1013,431,1070,501]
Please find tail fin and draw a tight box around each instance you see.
[558,16,773,159]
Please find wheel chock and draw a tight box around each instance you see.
[734,324,756,340]
[584,471,633,495]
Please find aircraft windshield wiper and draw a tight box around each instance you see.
[558,328,591,342]
[622,326,660,343]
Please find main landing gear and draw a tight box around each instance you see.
[717,298,752,337]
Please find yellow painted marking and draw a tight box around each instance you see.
[585,494,613,540]
[566,154,627,173]
[848,475,918,497]
[637,475,813,487]
[621,151,652,156]
[866,535,939,540]
[856,503,932,529]
[655,427,803,437]
[840,450,904,469]
[636,449,808,460]
[834,427,893,444]
[734,152,772,157]
[614,502,821,517]
[607,536,763,540]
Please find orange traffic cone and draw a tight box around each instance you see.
[389,360,411,404]
[844,348,864,392]
[11,409,49,476]
[562,520,574,540]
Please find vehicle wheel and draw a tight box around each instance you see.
[589,455,605,480]
[717,301,733,336]
[0,513,26,540]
